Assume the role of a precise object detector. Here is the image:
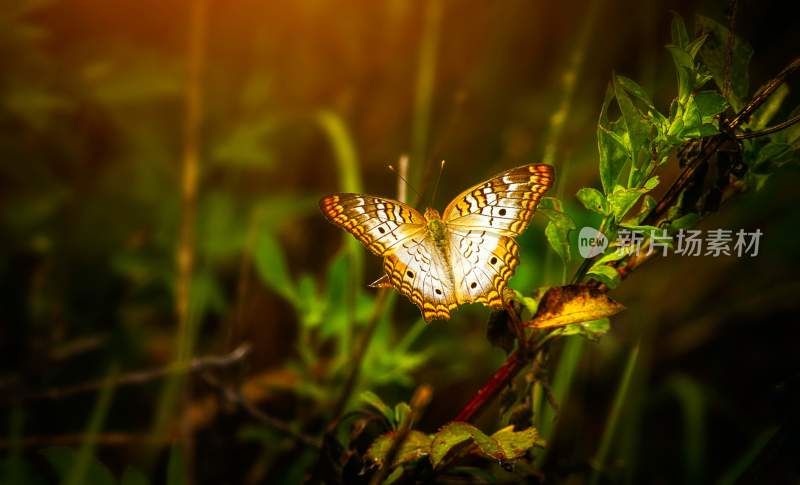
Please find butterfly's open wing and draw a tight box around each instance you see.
[320,194,426,256]
[443,164,553,306]
[383,236,457,321]
[442,164,554,236]
[321,193,455,321]
[448,229,519,307]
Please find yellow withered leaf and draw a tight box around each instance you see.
[526,284,625,329]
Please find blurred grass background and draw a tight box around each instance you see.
[1,0,799,483]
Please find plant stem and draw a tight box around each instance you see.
[589,341,640,485]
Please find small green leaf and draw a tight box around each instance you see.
[431,423,503,468]
[682,95,703,138]
[366,431,432,467]
[616,75,654,108]
[395,403,412,428]
[694,90,728,120]
[360,391,396,425]
[666,45,695,102]
[545,221,571,265]
[608,186,644,221]
[576,187,609,214]
[670,213,700,230]
[587,264,621,289]
[558,318,611,341]
[491,426,545,458]
[670,12,690,48]
[598,85,629,193]
[613,74,650,170]
[643,176,660,191]
[540,202,577,266]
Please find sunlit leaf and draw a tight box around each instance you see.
[360,390,395,425]
[598,85,629,193]
[576,187,609,215]
[527,285,625,329]
[587,264,622,289]
[430,422,504,468]
[366,430,432,467]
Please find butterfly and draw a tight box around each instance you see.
[320,163,554,322]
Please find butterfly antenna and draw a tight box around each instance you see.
[388,157,421,204]
[429,160,446,208]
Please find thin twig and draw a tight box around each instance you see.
[200,372,323,449]
[736,113,800,139]
[5,344,251,404]
[0,433,169,450]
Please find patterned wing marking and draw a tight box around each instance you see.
[442,164,554,236]
[320,194,426,256]
[448,229,519,307]
[383,235,457,322]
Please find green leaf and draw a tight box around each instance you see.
[598,86,629,193]
[670,12,690,48]
[576,187,609,215]
[682,92,703,138]
[666,45,695,102]
[540,201,577,266]
[670,213,700,230]
[395,403,412,428]
[616,75,654,109]
[587,264,621,289]
[253,231,296,304]
[696,15,753,111]
[694,90,728,120]
[643,176,660,191]
[613,74,650,171]
[121,467,151,485]
[491,426,546,458]
[360,391,396,425]
[753,142,798,173]
[751,84,789,130]
[366,430,432,467]
[430,423,503,468]
[608,186,644,221]
[558,318,611,341]
[545,221,570,265]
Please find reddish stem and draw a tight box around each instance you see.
[454,351,524,422]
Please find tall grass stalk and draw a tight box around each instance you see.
[65,364,119,485]
[409,0,443,189]
[152,0,208,454]
[589,341,640,485]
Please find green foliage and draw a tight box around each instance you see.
[366,422,544,471]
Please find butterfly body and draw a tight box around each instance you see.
[321,163,554,322]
